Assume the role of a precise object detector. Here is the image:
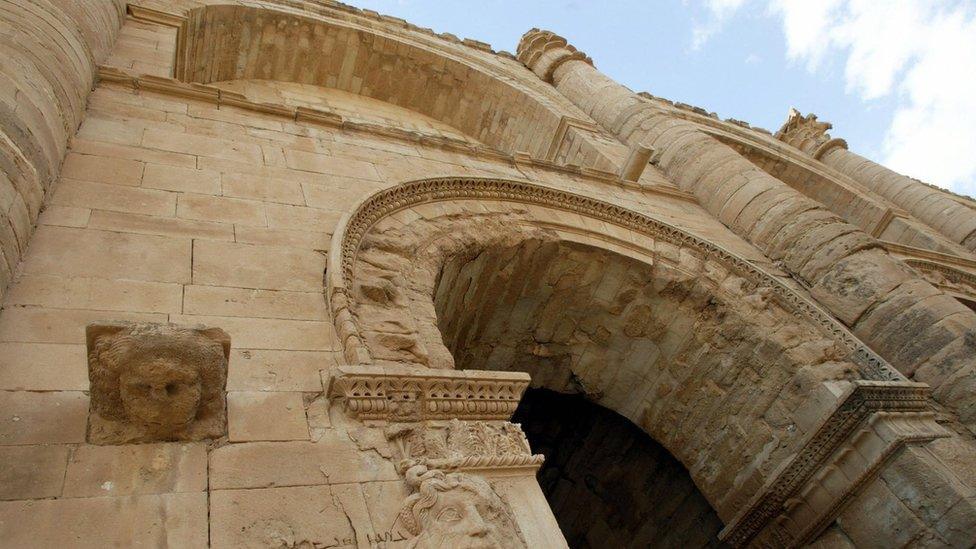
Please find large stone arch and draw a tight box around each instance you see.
[174,4,599,159]
[326,177,963,546]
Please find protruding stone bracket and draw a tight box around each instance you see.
[327,364,543,474]
[719,380,948,548]
[619,143,654,183]
[86,320,230,444]
[326,364,530,423]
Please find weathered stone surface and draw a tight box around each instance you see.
[63,442,208,497]
[227,391,309,442]
[0,445,70,500]
[0,391,88,444]
[0,493,208,547]
[209,484,362,549]
[209,434,398,489]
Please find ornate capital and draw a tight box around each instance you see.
[719,380,948,547]
[327,364,530,423]
[517,28,593,83]
[775,108,848,157]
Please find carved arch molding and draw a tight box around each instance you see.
[325,177,948,547]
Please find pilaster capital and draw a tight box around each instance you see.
[775,108,844,156]
[517,28,593,83]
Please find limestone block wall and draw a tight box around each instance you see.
[1,3,974,547]
[0,12,760,544]
[0,0,125,298]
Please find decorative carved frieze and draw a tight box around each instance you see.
[719,380,948,548]
[327,364,530,422]
[904,258,976,303]
[86,321,230,444]
[328,177,906,383]
[386,419,545,474]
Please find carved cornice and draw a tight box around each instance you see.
[720,381,948,547]
[882,240,976,270]
[95,67,688,200]
[327,364,530,422]
[328,177,906,383]
[127,4,186,27]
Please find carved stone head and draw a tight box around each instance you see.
[86,321,230,444]
[397,465,526,549]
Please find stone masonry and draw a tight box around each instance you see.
[0,1,975,547]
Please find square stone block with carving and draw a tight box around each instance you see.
[86,321,230,444]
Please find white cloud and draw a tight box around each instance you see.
[770,0,976,194]
[691,0,748,50]
[690,0,976,194]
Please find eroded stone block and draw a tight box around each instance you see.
[86,321,230,444]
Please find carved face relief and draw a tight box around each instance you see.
[86,321,230,444]
[118,358,203,431]
[398,467,526,549]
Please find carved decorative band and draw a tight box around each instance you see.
[327,364,530,422]
[719,381,948,547]
[328,177,906,383]
[424,454,547,472]
[386,419,545,475]
[904,258,976,300]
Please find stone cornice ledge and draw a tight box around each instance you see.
[719,380,948,548]
[326,364,530,423]
[96,67,696,203]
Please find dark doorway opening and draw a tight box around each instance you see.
[512,388,728,549]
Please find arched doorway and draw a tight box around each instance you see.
[328,177,939,546]
[429,236,739,545]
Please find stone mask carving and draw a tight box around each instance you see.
[396,465,527,549]
[86,321,230,444]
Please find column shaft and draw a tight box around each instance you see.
[516,30,976,430]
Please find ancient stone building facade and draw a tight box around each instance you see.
[1,1,975,547]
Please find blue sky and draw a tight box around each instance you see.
[352,0,976,196]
